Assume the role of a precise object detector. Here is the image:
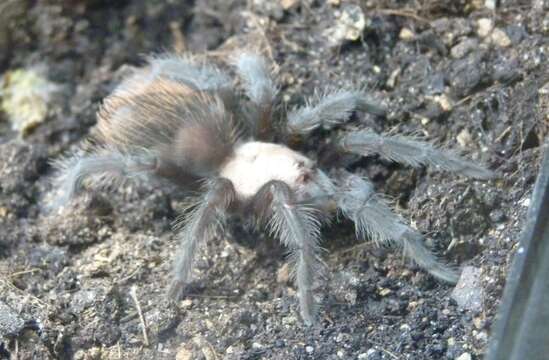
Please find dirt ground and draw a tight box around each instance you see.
[0,0,548,359]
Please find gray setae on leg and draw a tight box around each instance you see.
[50,147,156,209]
[252,180,323,325]
[340,130,493,179]
[168,178,236,299]
[336,171,459,284]
[287,89,387,135]
[232,53,277,139]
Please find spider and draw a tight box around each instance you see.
[52,52,493,325]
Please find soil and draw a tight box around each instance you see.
[0,0,547,359]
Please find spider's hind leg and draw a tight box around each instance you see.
[50,146,157,209]
[335,171,459,284]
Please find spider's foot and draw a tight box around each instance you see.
[166,280,186,300]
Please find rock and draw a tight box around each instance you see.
[399,28,415,41]
[449,54,484,97]
[252,0,284,19]
[484,0,496,10]
[476,18,494,38]
[490,28,512,48]
[456,128,473,148]
[331,270,360,305]
[175,345,193,360]
[457,352,472,360]
[324,4,368,46]
[277,262,291,284]
[0,300,25,337]
[451,266,484,312]
[42,193,113,246]
[280,0,298,10]
[451,38,479,59]
[1,67,62,137]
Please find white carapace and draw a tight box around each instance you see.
[220,141,315,200]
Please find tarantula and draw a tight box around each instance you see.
[52,52,493,325]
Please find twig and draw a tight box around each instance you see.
[130,286,150,347]
[375,8,430,24]
[7,268,41,278]
[368,341,401,360]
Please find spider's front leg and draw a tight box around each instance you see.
[168,178,236,299]
[286,89,387,135]
[335,171,459,284]
[339,130,494,179]
[252,180,323,325]
[232,53,277,140]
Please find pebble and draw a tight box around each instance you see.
[485,0,496,10]
[1,67,61,137]
[457,352,472,360]
[0,300,25,337]
[305,346,314,353]
[399,28,415,41]
[456,128,473,148]
[477,18,494,38]
[277,262,290,284]
[280,0,298,10]
[490,28,512,47]
[175,346,193,360]
[451,38,479,58]
[451,266,484,312]
[324,4,367,46]
[379,288,392,297]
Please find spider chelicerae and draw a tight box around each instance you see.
[52,52,493,325]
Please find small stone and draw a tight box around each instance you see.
[324,4,368,46]
[379,288,392,297]
[386,67,401,89]
[1,67,61,137]
[485,0,496,10]
[457,353,472,360]
[457,128,473,148]
[473,316,484,329]
[448,337,455,346]
[451,38,479,59]
[476,18,494,38]
[0,300,25,337]
[399,28,415,41]
[180,299,193,308]
[176,345,193,360]
[434,94,453,112]
[451,266,484,312]
[280,0,298,10]
[277,262,290,284]
[490,28,511,47]
[86,347,103,360]
[305,346,314,353]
